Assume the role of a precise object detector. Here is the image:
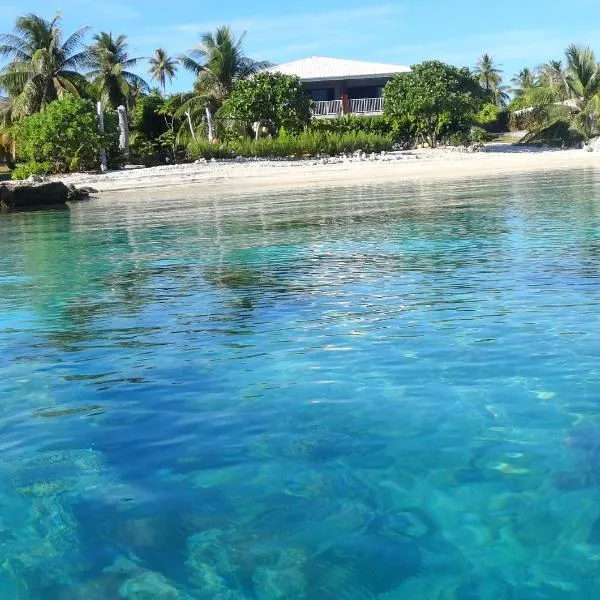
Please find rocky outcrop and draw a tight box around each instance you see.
[0,180,96,211]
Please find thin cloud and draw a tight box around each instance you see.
[173,4,405,36]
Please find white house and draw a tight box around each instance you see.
[264,56,411,117]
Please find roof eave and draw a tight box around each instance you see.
[295,71,410,82]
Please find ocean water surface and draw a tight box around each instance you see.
[2,171,600,598]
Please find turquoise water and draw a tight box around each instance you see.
[2,171,600,598]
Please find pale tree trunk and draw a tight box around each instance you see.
[205,107,215,143]
[185,110,197,142]
[117,105,129,159]
[97,102,108,172]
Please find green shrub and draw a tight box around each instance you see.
[471,126,493,143]
[186,131,393,160]
[445,126,492,146]
[11,161,52,180]
[475,102,510,133]
[13,96,117,174]
[310,115,391,135]
[187,140,235,160]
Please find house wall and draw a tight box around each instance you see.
[303,77,393,101]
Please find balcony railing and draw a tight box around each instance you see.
[312,97,383,118]
[349,97,383,114]
[313,99,343,117]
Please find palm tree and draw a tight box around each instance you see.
[84,32,149,109]
[527,45,600,142]
[0,13,89,118]
[538,60,569,98]
[474,53,507,106]
[148,48,177,94]
[511,68,536,97]
[174,26,269,141]
[180,26,268,100]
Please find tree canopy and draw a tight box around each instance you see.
[384,61,484,147]
[84,32,149,109]
[220,72,312,135]
[0,13,88,119]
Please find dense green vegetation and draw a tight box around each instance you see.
[384,61,486,148]
[509,45,600,145]
[1,10,597,178]
[11,96,119,178]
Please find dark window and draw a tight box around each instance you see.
[347,85,380,99]
[310,88,335,102]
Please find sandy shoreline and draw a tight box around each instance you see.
[56,146,600,197]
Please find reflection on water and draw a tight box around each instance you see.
[2,171,600,598]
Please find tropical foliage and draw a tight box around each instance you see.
[520,45,600,144]
[0,13,88,119]
[12,95,117,175]
[219,72,312,135]
[3,9,600,173]
[473,54,508,107]
[84,32,149,109]
[148,48,177,93]
[173,26,269,141]
[384,61,484,147]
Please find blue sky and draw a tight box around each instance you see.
[2,0,600,92]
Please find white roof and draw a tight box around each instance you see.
[264,56,411,82]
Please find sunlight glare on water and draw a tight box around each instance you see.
[2,171,600,599]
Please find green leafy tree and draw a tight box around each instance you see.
[384,60,484,147]
[0,13,89,119]
[84,32,149,109]
[148,48,177,94]
[12,95,117,174]
[220,72,311,135]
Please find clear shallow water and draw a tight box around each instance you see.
[2,171,600,599]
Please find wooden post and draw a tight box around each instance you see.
[341,94,350,115]
[97,101,108,172]
[117,105,129,159]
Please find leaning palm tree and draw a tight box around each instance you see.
[84,32,149,109]
[148,48,177,95]
[174,26,269,141]
[526,45,600,143]
[0,13,89,118]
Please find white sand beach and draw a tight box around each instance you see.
[57,145,600,197]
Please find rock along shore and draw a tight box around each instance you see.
[0,179,96,211]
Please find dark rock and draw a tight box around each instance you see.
[66,183,91,201]
[0,181,94,210]
[0,181,71,210]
